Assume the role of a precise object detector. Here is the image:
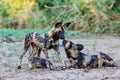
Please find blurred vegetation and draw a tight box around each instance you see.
[0,0,120,34]
[0,28,81,40]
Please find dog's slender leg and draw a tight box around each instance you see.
[18,37,31,69]
[28,47,38,59]
[43,49,54,69]
[98,52,104,68]
[98,53,103,68]
[28,44,32,55]
[28,46,38,69]
[18,47,29,69]
[98,58,104,68]
[53,47,65,66]
[37,48,41,57]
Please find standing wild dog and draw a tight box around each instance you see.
[62,39,117,69]
[18,22,71,69]
[36,22,71,65]
[18,32,52,69]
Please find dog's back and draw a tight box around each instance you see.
[76,52,98,68]
[31,57,52,69]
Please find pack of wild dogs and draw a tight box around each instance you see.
[18,22,117,71]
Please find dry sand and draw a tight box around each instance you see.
[0,35,120,80]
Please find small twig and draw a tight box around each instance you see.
[52,8,67,22]
[44,5,68,9]
[49,5,72,26]
[71,15,86,24]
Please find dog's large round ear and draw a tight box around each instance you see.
[63,22,71,28]
[55,22,62,28]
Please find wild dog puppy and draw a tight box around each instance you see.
[18,22,71,69]
[30,57,52,69]
[62,39,84,64]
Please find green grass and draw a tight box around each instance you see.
[0,28,51,40]
[0,28,94,40]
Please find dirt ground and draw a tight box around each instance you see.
[0,35,120,80]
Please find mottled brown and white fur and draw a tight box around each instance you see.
[18,22,71,69]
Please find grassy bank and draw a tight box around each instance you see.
[0,0,120,34]
[0,28,83,40]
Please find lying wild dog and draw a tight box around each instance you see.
[30,57,71,70]
[18,22,71,69]
[75,52,117,69]
[31,57,71,70]
[62,40,117,69]
[30,57,52,69]
[62,39,84,64]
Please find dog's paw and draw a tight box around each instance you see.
[18,66,21,69]
[83,68,89,72]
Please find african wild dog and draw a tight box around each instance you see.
[18,22,71,69]
[30,57,52,69]
[62,39,117,69]
[30,57,70,70]
[18,32,52,69]
[75,52,117,69]
[36,22,71,65]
